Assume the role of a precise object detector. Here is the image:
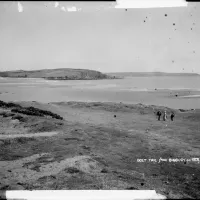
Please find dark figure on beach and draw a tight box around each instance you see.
[170,112,175,121]
[156,111,162,121]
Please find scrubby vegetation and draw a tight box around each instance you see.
[0,111,15,118]
[0,100,63,120]
[11,107,63,120]
[0,100,22,109]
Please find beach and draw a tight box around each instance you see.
[0,99,200,199]
[0,76,200,109]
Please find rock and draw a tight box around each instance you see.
[66,167,80,174]
[0,190,6,200]
[82,145,90,150]
[126,186,138,190]
[179,109,186,112]
[114,115,116,118]
[12,114,24,122]
[8,184,25,190]
[101,169,108,173]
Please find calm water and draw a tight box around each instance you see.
[0,76,200,109]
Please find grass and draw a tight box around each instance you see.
[0,101,199,198]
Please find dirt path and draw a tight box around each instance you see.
[0,131,60,139]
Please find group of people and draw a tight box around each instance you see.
[156,110,175,121]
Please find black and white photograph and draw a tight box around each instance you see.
[0,0,200,199]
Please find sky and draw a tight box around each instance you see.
[0,1,199,73]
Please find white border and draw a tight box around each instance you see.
[6,190,167,200]
[115,0,188,8]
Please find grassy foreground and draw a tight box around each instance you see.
[0,100,200,199]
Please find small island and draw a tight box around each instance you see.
[0,68,122,80]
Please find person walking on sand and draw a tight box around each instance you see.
[156,111,162,121]
[170,112,175,121]
[163,111,167,121]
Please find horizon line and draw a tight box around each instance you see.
[0,68,199,75]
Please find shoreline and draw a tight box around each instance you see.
[1,94,200,110]
[180,94,200,98]
[1,77,200,110]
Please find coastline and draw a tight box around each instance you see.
[0,68,122,80]
[0,99,200,198]
[1,77,200,110]
[1,90,200,110]
[180,94,200,98]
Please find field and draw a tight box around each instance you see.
[0,100,200,199]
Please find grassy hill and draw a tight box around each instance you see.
[0,68,118,80]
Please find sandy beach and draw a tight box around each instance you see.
[1,77,200,110]
[0,100,200,199]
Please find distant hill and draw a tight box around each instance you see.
[106,72,200,78]
[0,68,118,80]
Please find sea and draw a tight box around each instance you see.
[0,76,200,109]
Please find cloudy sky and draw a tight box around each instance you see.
[0,1,199,73]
